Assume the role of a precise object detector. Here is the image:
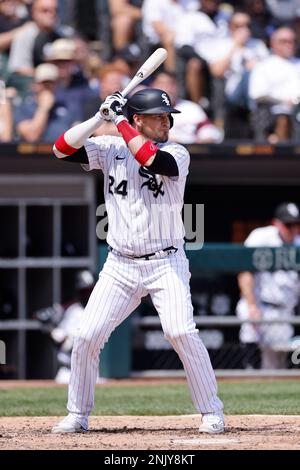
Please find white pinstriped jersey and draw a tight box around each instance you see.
[82,136,190,256]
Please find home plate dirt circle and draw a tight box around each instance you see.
[0,415,300,449]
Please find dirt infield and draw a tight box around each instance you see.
[0,415,300,450]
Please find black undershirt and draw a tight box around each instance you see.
[146,150,179,177]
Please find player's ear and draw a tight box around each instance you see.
[132,114,142,129]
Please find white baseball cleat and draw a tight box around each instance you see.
[51,414,88,434]
[199,411,225,434]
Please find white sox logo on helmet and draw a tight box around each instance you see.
[161,93,170,106]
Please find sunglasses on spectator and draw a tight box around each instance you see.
[232,22,251,28]
[276,38,295,43]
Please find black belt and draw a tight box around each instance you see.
[108,245,178,260]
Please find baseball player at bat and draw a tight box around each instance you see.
[51,87,224,434]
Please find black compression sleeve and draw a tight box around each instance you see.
[62,147,89,164]
[146,150,179,177]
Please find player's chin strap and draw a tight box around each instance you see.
[115,116,158,166]
[53,112,104,159]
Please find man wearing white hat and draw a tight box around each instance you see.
[46,38,97,122]
[14,62,76,142]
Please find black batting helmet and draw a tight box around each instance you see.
[124,88,180,128]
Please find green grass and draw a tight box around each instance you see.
[0,381,299,417]
[219,380,300,415]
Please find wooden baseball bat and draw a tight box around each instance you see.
[121,47,168,97]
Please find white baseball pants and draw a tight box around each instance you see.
[67,249,223,426]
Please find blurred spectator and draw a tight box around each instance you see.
[142,0,198,72]
[68,0,98,41]
[7,0,62,77]
[265,0,300,22]
[14,62,77,142]
[0,0,30,79]
[82,52,103,92]
[151,70,223,143]
[46,38,97,122]
[111,43,144,78]
[84,62,129,118]
[199,0,231,34]
[209,12,269,137]
[175,0,231,104]
[0,85,13,141]
[0,0,28,52]
[175,0,231,107]
[242,0,276,43]
[236,202,300,370]
[72,34,103,91]
[249,27,300,142]
[108,0,142,53]
[84,63,129,136]
[15,0,32,19]
[293,11,300,58]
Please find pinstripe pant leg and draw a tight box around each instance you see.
[67,255,142,423]
[148,253,223,414]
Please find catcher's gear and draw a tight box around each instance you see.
[124,88,180,128]
[100,92,127,122]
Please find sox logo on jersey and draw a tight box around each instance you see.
[139,166,164,198]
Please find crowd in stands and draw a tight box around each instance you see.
[1,0,300,144]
